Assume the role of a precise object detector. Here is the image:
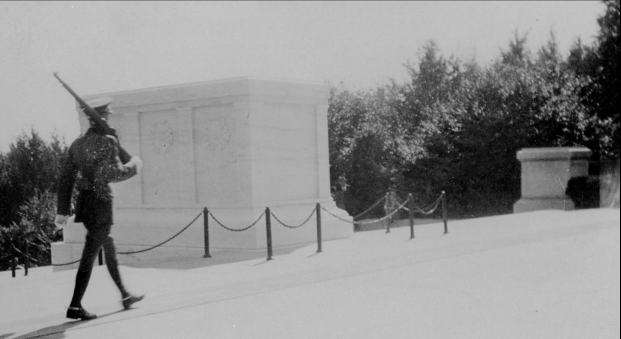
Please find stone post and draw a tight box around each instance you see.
[513,147,592,213]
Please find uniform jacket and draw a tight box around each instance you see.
[57,127,137,225]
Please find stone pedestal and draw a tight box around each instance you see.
[52,77,353,270]
[513,147,592,213]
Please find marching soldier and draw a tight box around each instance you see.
[55,97,144,320]
[383,188,401,224]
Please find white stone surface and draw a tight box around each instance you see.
[514,147,592,213]
[3,209,619,339]
[52,77,353,271]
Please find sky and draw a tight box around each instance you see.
[0,1,605,151]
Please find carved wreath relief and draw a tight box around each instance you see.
[149,121,175,154]
[198,117,231,152]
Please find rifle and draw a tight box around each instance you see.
[53,72,132,163]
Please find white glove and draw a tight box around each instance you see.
[125,156,143,174]
[105,135,119,145]
[55,215,69,229]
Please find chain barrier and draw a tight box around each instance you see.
[29,190,448,271]
[52,258,82,267]
[321,205,356,224]
[404,193,444,215]
[271,208,316,229]
[209,210,265,232]
[118,211,203,255]
[378,198,410,222]
[353,195,387,220]
[322,197,410,225]
[50,211,203,266]
[11,242,41,264]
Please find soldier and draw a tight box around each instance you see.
[383,188,401,224]
[55,97,144,320]
[334,175,349,209]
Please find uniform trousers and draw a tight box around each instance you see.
[69,219,128,308]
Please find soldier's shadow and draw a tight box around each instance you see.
[11,310,124,339]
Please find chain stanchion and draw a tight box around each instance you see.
[316,203,322,253]
[442,191,448,234]
[203,207,211,258]
[408,193,415,239]
[385,192,391,234]
[25,241,29,276]
[265,207,273,261]
[11,245,16,278]
[98,249,103,266]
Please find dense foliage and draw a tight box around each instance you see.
[567,0,620,157]
[329,1,619,218]
[0,130,67,270]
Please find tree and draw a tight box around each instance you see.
[327,83,418,218]
[593,0,620,122]
[0,191,61,271]
[501,31,531,66]
[567,0,620,158]
[327,9,619,219]
[397,35,599,217]
[0,129,67,270]
[0,129,66,227]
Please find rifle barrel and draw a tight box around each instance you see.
[53,73,133,163]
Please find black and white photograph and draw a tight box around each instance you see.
[1,1,619,338]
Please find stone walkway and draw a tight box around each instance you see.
[1,209,619,339]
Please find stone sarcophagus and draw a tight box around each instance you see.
[52,77,353,270]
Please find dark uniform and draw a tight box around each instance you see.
[57,118,141,320]
[57,127,135,224]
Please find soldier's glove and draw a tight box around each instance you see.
[54,214,69,229]
[105,134,119,145]
[125,156,143,174]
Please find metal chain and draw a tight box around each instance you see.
[408,194,443,215]
[45,191,448,268]
[271,208,316,229]
[322,197,410,225]
[209,210,265,232]
[379,198,410,221]
[11,243,41,264]
[321,206,357,224]
[52,211,203,266]
[52,258,82,267]
[353,195,387,219]
[118,211,203,254]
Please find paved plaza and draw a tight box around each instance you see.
[1,209,619,339]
